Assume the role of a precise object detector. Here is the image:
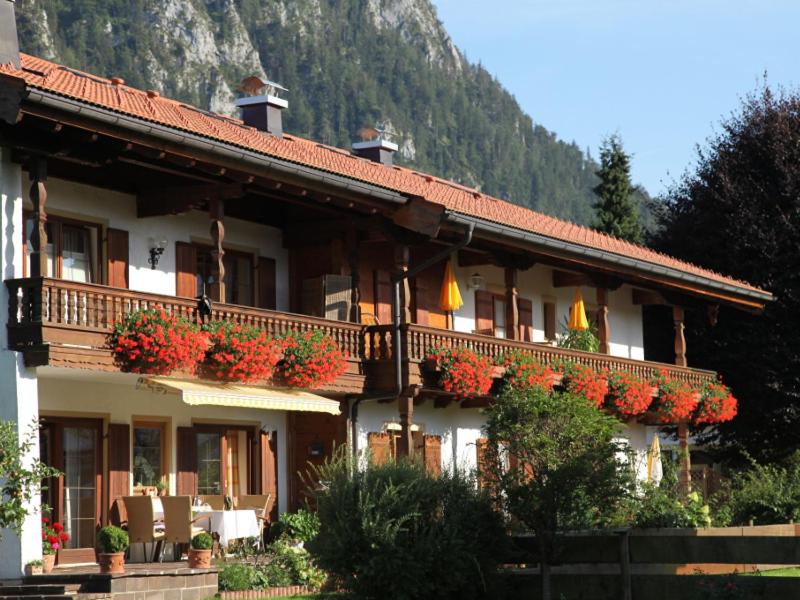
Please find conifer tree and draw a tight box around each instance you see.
[592,135,644,243]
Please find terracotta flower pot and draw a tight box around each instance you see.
[25,564,43,576]
[98,552,125,574]
[187,548,212,569]
[42,554,55,574]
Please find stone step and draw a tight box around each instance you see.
[0,596,68,600]
[0,585,66,596]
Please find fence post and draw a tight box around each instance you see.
[618,530,632,600]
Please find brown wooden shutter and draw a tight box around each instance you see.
[367,432,392,465]
[543,301,557,341]
[412,277,429,326]
[476,437,492,490]
[260,430,279,521]
[106,229,129,289]
[423,434,442,477]
[257,257,277,310]
[107,423,130,525]
[374,269,392,325]
[519,298,533,342]
[475,290,494,334]
[176,426,197,496]
[175,242,197,298]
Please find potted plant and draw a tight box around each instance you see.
[155,480,168,497]
[188,532,213,569]
[24,560,43,576]
[694,381,738,424]
[202,321,282,383]
[424,346,494,397]
[276,330,347,389]
[41,516,69,573]
[606,370,654,418]
[498,350,556,393]
[560,361,609,408]
[96,525,129,574]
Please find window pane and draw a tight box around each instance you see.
[494,298,506,338]
[62,225,93,283]
[133,426,162,487]
[197,432,222,496]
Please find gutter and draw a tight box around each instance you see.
[443,212,774,305]
[24,89,408,206]
[349,223,475,459]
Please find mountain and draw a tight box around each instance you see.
[16,0,650,226]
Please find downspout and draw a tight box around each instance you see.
[349,223,475,458]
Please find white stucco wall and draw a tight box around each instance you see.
[451,260,645,360]
[26,177,290,310]
[37,369,290,514]
[0,149,43,577]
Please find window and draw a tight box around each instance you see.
[195,247,254,306]
[197,432,223,496]
[195,427,254,499]
[24,215,100,283]
[493,297,507,338]
[133,423,165,488]
[543,300,557,341]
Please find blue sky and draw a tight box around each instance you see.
[433,0,799,196]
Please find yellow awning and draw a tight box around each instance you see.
[568,288,589,331]
[439,260,464,312]
[139,377,341,415]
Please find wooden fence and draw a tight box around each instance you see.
[505,524,800,599]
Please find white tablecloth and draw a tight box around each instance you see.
[200,509,260,546]
[152,497,164,520]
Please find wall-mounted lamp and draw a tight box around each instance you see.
[148,237,167,269]
[468,272,485,290]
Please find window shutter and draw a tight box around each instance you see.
[412,277,429,326]
[518,298,533,342]
[423,434,442,477]
[107,423,130,525]
[476,437,492,491]
[367,432,391,465]
[176,426,197,496]
[175,242,197,298]
[257,257,277,310]
[106,229,129,289]
[374,269,392,325]
[543,301,557,341]
[260,430,279,522]
[475,290,494,334]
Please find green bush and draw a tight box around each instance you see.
[96,526,129,553]
[218,563,267,591]
[711,453,800,526]
[632,457,711,528]
[217,542,326,591]
[191,532,213,550]
[271,508,321,544]
[307,451,507,600]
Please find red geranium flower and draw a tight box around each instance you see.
[426,346,494,397]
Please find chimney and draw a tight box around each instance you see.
[234,76,288,137]
[352,124,398,166]
[0,0,21,69]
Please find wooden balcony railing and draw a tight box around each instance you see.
[5,278,365,387]
[365,323,716,388]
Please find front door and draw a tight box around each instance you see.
[40,418,103,564]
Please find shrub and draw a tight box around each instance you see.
[635,488,712,528]
[42,516,69,555]
[560,362,608,407]
[308,452,507,600]
[191,532,213,550]
[272,509,320,544]
[694,382,738,424]
[711,453,800,526]
[606,370,653,417]
[202,321,282,383]
[425,346,494,397]
[217,542,326,591]
[97,525,129,553]
[218,563,267,591]
[112,308,207,375]
[652,370,699,423]
[277,331,348,389]
[499,350,555,392]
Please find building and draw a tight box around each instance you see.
[0,2,771,577]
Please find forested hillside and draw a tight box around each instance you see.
[16,0,650,225]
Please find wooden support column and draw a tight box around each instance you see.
[673,306,687,367]
[28,157,48,278]
[208,197,225,303]
[346,228,361,323]
[597,288,610,354]
[505,267,519,340]
[396,394,415,458]
[393,244,412,324]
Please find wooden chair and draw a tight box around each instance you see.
[197,495,224,510]
[122,495,165,562]
[237,494,272,550]
[160,495,209,562]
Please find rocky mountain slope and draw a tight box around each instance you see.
[16,0,647,225]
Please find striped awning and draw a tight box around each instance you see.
[138,377,341,415]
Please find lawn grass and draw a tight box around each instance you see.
[741,566,800,577]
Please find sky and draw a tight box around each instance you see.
[433,0,799,196]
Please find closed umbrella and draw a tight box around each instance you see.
[439,260,463,330]
[647,434,663,485]
[568,288,589,331]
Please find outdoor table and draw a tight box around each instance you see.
[194,508,260,547]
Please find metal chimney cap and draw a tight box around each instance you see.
[234,94,288,110]
[352,138,399,152]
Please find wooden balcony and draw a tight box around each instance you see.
[364,323,716,397]
[5,277,366,394]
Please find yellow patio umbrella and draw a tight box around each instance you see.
[439,260,463,312]
[567,288,589,331]
[647,435,664,485]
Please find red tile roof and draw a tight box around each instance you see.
[2,54,768,298]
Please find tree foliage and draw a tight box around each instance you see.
[593,134,644,243]
[651,83,800,460]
